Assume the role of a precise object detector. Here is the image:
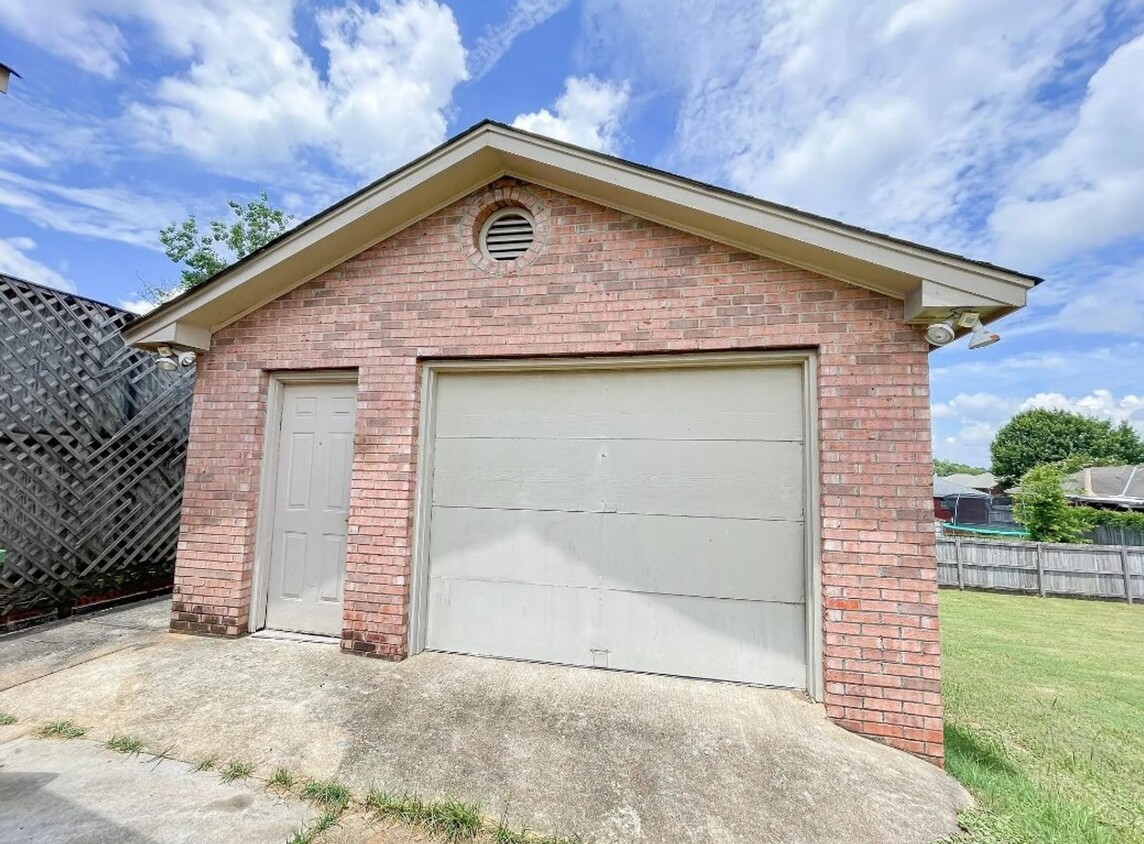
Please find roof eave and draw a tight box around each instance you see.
[123,122,1036,353]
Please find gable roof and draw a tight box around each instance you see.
[944,472,998,491]
[1063,465,1144,505]
[123,120,1038,352]
[934,476,991,499]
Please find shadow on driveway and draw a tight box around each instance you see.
[0,599,969,844]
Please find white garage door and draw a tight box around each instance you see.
[422,361,809,688]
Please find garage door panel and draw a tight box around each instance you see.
[601,592,807,687]
[601,513,805,603]
[431,438,804,520]
[428,506,804,602]
[428,506,602,589]
[422,361,811,691]
[428,578,807,687]
[604,440,803,520]
[434,367,805,441]
[426,577,599,665]
[431,437,606,513]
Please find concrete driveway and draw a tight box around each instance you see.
[0,599,969,843]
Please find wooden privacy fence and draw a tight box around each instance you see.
[1,275,193,622]
[937,537,1144,603]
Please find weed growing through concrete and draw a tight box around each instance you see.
[366,791,497,841]
[291,779,350,844]
[365,789,428,825]
[286,809,340,844]
[194,754,218,772]
[219,761,255,783]
[492,822,532,844]
[267,767,296,791]
[300,779,350,813]
[106,735,145,755]
[0,712,16,726]
[39,720,86,739]
[423,800,483,841]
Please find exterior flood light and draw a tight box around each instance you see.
[968,318,1001,349]
[924,311,1001,349]
[924,320,956,346]
[156,345,178,371]
[177,350,197,368]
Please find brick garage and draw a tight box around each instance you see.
[125,122,1034,766]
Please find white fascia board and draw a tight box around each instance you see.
[486,129,1034,302]
[123,137,505,349]
[129,321,213,352]
[123,123,1034,351]
[903,280,1020,325]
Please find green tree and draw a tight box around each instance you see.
[933,459,988,477]
[158,192,293,293]
[990,409,1144,487]
[1104,420,1144,464]
[1012,464,1092,543]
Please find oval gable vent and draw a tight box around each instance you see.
[481,210,535,261]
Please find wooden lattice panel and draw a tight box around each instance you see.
[0,274,193,616]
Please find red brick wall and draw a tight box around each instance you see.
[171,179,943,764]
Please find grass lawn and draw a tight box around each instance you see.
[940,590,1144,843]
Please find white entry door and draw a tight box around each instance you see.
[264,380,356,636]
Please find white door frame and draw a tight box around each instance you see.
[249,370,359,634]
[408,351,823,700]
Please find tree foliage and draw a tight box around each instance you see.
[933,459,988,477]
[990,409,1144,487]
[1012,465,1092,543]
[158,192,293,292]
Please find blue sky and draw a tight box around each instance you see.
[2,0,1143,467]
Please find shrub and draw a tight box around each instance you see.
[1013,465,1092,543]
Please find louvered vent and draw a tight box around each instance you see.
[481,210,535,260]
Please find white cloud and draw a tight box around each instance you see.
[1021,390,1144,428]
[512,75,630,153]
[468,0,573,81]
[1040,260,1144,335]
[125,1,330,175]
[0,0,126,77]
[3,1,468,181]
[932,343,1144,388]
[125,0,468,179]
[582,0,1110,255]
[989,34,1144,268]
[0,237,77,292]
[996,256,1144,339]
[117,298,156,314]
[0,83,126,172]
[0,169,184,248]
[318,0,468,176]
[932,387,1144,465]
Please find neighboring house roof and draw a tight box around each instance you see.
[1063,465,1144,507]
[934,475,991,499]
[122,120,1038,353]
[944,472,997,491]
